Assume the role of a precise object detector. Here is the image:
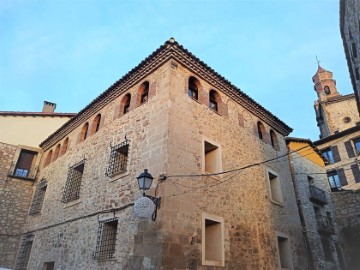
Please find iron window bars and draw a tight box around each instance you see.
[29,179,47,215]
[62,160,85,203]
[93,218,118,260]
[15,234,34,270]
[106,140,129,177]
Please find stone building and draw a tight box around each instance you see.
[286,137,345,270]
[312,65,360,269]
[0,102,75,269]
[13,38,309,269]
[340,0,360,113]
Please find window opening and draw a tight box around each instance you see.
[139,81,149,104]
[60,138,69,156]
[29,179,47,215]
[92,114,102,134]
[353,138,360,154]
[209,90,218,112]
[204,141,221,174]
[202,214,224,266]
[80,122,89,142]
[257,122,265,142]
[106,140,129,177]
[268,171,283,203]
[44,150,53,167]
[270,130,279,150]
[277,236,292,269]
[14,150,36,178]
[62,160,85,203]
[121,94,131,115]
[93,218,118,260]
[53,144,61,161]
[327,171,341,190]
[356,68,360,81]
[352,43,358,58]
[324,86,331,95]
[15,234,34,270]
[188,76,199,100]
[43,262,55,270]
[322,148,334,164]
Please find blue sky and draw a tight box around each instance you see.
[0,0,352,141]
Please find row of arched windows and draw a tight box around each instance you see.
[79,113,102,142]
[43,137,69,167]
[188,76,221,113]
[257,121,279,150]
[119,81,150,116]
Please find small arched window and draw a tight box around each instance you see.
[60,138,69,156]
[120,94,131,116]
[44,150,53,167]
[91,114,102,135]
[188,76,200,100]
[53,144,61,161]
[138,81,149,105]
[80,122,89,142]
[270,130,279,150]
[257,122,266,142]
[209,90,220,112]
[324,86,331,95]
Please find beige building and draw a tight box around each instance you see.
[340,0,360,113]
[12,38,309,269]
[0,102,75,269]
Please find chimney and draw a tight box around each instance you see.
[42,101,56,113]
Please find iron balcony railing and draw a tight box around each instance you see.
[316,215,336,235]
[309,185,327,205]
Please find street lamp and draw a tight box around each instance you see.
[135,169,162,221]
[136,169,154,196]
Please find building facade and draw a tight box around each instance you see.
[12,39,309,269]
[340,0,360,114]
[287,138,345,270]
[0,102,75,269]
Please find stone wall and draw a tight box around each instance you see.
[332,190,360,270]
[0,142,34,269]
[20,59,307,269]
[288,144,343,270]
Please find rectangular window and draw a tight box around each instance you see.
[93,218,118,260]
[204,141,222,174]
[352,42,358,58]
[14,150,37,178]
[356,68,360,81]
[43,262,55,270]
[15,235,34,270]
[327,171,341,190]
[202,213,224,266]
[353,138,360,154]
[106,140,129,177]
[268,171,283,204]
[62,160,85,203]
[277,235,293,269]
[29,179,47,215]
[322,148,334,164]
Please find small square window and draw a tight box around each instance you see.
[93,218,118,260]
[106,140,129,177]
[62,160,85,203]
[202,214,224,266]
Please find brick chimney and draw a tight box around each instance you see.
[42,101,56,113]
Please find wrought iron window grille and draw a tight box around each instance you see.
[29,178,48,215]
[106,140,129,177]
[62,160,85,203]
[93,218,118,260]
[15,234,34,270]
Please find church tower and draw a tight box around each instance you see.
[313,65,359,139]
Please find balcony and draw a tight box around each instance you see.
[316,215,336,235]
[309,185,327,205]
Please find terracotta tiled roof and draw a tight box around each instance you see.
[0,111,76,117]
[40,38,293,149]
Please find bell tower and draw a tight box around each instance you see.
[312,65,339,102]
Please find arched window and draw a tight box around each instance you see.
[270,130,279,150]
[120,94,131,116]
[44,150,53,167]
[60,138,69,156]
[53,144,61,161]
[91,114,102,135]
[138,81,149,105]
[80,122,89,142]
[324,86,331,95]
[188,76,200,100]
[257,122,266,142]
[209,90,220,112]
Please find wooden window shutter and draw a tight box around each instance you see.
[337,168,348,186]
[331,146,341,162]
[344,141,355,158]
[351,164,360,183]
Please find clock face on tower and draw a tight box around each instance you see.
[324,86,331,95]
